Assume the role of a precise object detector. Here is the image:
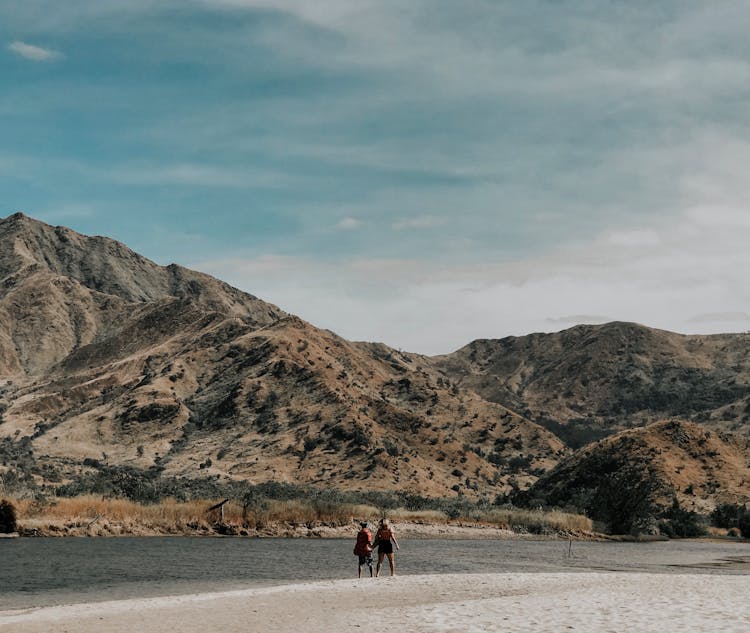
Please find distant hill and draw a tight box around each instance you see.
[0,213,565,499]
[435,322,750,446]
[515,419,750,533]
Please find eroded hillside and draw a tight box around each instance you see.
[516,419,750,532]
[436,322,750,445]
[0,213,565,499]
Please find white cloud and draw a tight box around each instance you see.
[8,40,62,61]
[191,174,750,354]
[40,203,97,221]
[604,230,661,248]
[111,163,287,188]
[391,215,446,231]
[196,1,750,105]
[546,315,613,325]
[335,217,362,230]
[688,312,750,324]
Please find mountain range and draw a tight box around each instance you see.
[0,213,562,501]
[2,212,749,525]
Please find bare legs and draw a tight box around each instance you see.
[358,559,373,578]
[386,552,395,575]
[376,552,395,577]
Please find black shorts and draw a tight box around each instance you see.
[358,553,373,566]
[378,542,393,555]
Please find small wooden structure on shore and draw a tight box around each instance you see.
[207,498,230,523]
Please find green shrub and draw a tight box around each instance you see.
[711,503,746,528]
[659,499,706,538]
[0,499,17,533]
[738,512,750,538]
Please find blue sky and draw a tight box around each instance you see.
[3,1,750,353]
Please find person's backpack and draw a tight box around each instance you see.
[353,529,372,555]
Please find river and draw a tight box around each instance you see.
[2,537,749,610]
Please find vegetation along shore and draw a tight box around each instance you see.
[1,488,595,538]
[1,482,748,540]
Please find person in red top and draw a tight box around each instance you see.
[353,521,373,578]
[374,517,399,577]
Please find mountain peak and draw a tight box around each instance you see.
[0,210,39,232]
[0,212,285,376]
[0,212,282,320]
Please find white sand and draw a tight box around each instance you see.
[1,573,748,633]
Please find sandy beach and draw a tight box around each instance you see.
[2,572,748,633]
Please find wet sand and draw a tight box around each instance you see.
[2,572,748,633]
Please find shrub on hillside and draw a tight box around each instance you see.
[0,499,17,533]
[658,499,706,538]
[738,512,750,539]
[711,503,747,529]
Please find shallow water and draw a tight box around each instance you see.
[1,537,748,610]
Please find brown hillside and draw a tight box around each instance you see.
[0,212,284,376]
[0,213,566,499]
[435,322,750,445]
[519,419,750,532]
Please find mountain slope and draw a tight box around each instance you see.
[517,419,750,533]
[0,212,284,376]
[0,213,566,499]
[435,322,750,444]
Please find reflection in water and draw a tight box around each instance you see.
[1,537,749,610]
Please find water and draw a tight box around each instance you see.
[1,537,749,610]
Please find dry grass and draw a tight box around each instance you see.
[706,526,729,537]
[385,507,591,533]
[478,508,593,533]
[9,496,592,535]
[252,500,380,527]
[388,508,449,522]
[11,496,383,532]
[15,496,219,530]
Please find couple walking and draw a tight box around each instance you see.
[354,518,399,578]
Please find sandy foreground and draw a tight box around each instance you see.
[1,572,748,633]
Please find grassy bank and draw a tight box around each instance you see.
[8,495,593,538]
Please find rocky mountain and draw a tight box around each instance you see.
[435,322,750,446]
[515,419,750,533]
[0,212,285,376]
[0,213,565,499]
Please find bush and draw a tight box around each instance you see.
[711,503,746,528]
[0,499,17,533]
[738,512,750,539]
[658,499,706,538]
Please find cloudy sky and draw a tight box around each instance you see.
[3,1,750,353]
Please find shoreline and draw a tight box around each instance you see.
[11,517,748,545]
[2,572,749,633]
[14,519,605,540]
[13,519,745,542]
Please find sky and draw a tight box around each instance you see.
[3,1,750,354]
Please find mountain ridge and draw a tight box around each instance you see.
[0,213,564,500]
[435,321,750,442]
